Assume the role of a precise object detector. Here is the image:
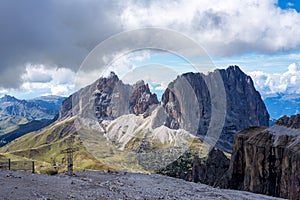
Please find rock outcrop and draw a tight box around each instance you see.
[129,81,159,116]
[59,66,269,152]
[225,114,300,199]
[59,72,159,122]
[192,148,230,186]
[161,66,269,152]
[59,66,269,153]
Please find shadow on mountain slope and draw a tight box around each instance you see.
[0,115,58,147]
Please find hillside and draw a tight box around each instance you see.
[0,114,207,174]
[0,117,111,173]
[0,95,65,147]
[0,116,29,135]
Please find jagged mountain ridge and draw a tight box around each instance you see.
[0,95,59,120]
[59,72,159,121]
[160,66,269,151]
[59,66,269,152]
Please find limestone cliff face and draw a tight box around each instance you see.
[129,81,159,116]
[59,72,159,122]
[59,66,268,153]
[161,72,210,132]
[226,114,300,199]
[161,66,269,152]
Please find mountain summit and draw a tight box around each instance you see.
[59,66,269,152]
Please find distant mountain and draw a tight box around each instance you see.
[0,95,65,146]
[0,95,54,120]
[29,95,66,111]
[264,94,300,119]
[0,95,63,120]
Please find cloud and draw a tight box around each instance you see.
[1,0,300,95]
[288,62,300,72]
[0,89,8,97]
[22,65,53,83]
[0,0,123,88]
[18,64,76,97]
[120,0,300,56]
[248,63,300,98]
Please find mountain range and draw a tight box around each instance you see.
[0,95,65,147]
[0,66,269,172]
[60,66,269,153]
[0,66,299,199]
[0,95,65,120]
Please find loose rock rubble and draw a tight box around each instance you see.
[0,170,285,200]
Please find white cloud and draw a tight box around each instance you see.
[0,89,8,97]
[74,50,152,89]
[19,64,76,97]
[22,64,53,83]
[288,62,300,72]
[50,85,71,96]
[106,50,151,78]
[248,63,300,98]
[120,0,300,56]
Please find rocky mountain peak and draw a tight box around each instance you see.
[129,81,159,115]
[0,95,19,102]
[60,72,159,122]
[276,114,300,129]
[59,66,269,152]
[160,67,269,152]
[224,65,255,88]
[96,71,119,94]
[226,65,242,72]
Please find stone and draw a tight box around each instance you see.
[225,115,300,199]
[160,66,269,152]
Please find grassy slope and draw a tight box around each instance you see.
[0,116,231,175]
[0,118,110,173]
[0,116,29,135]
[0,117,158,174]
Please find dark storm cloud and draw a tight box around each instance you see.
[0,0,123,88]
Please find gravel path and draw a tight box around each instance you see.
[0,170,285,200]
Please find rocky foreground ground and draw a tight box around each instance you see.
[0,170,285,200]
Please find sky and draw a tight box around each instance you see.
[0,0,300,99]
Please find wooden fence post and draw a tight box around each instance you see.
[32,161,35,173]
[8,159,11,170]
